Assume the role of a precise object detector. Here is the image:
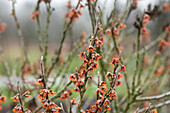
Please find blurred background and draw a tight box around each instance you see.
[0,0,169,62]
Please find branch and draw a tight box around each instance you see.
[40,56,47,89]
[17,80,24,112]
[136,91,170,101]
[133,32,167,58]
[138,100,170,113]
[47,0,81,77]
[11,1,29,62]
[43,1,52,74]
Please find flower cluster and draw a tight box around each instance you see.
[154,66,164,76]
[155,25,170,56]
[92,81,110,112]
[11,90,31,113]
[158,39,170,51]
[70,48,102,93]
[134,13,151,43]
[65,0,85,23]
[37,89,63,112]
[38,89,55,102]
[36,78,44,86]
[86,57,125,112]
[30,11,40,21]
[105,23,126,38]
[140,14,151,43]
[0,95,6,110]
[87,83,118,112]
[13,105,23,113]
[60,89,72,100]
[71,98,78,105]
[11,94,20,102]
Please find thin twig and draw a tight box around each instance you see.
[34,0,43,53]
[138,100,170,113]
[17,80,24,112]
[11,1,29,63]
[144,103,151,113]
[43,1,52,75]
[136,91,170,101]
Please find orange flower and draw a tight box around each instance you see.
[11,95,19,102]
[112,28,119,38]
[158,39,170,51]
[43,101,50,109]
[83,59,89,64]
[0,23,7,33]
[13,105,23,113]
[154,66,164,76]
[71,98,78,105]
[76,80,84,86]
[105,29,111,35]
[140,26,147,35]
[104,105,111,112]
[117,73,124,80]
[49,89,56,96]
[69,74,77,81]
[96,88,101,94]
[143,14,150,20]
[110,58,119,65]
[0,96,6,103]
[108,90,118,100]
[87,67,93,72]
[32,11,40,17]
[60,89,72,100]
[91,54,102,62]
[86,45,96,52]
[103,99,111,106]
[86,109,94,113]
[96,40,104,47]
[78,52,86,59]
[81,31,86,38]
[91,63,98,69]
[152,109,158,113]
[23,90,31,98]
[117,23,126,30]
[120,65,126,72]
[116,81,122,86]
[105,72,112,78]
[30,16,36,21]
[36,78,44,86]
[98,27,103,31]
[74,87,80,93]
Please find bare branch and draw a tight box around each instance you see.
[136,91,170,101]
[138,100,170,113]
